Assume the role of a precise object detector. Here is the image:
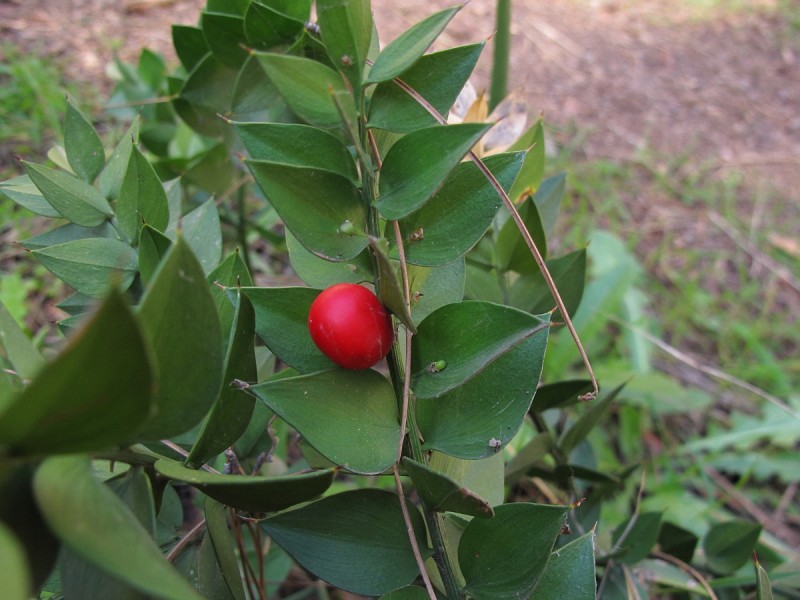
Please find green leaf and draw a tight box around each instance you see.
[504,432,553,482]
[533,531,596,600]
[454,452,506,508]
[411,301,548,399]
[230,55,291,123]
[0,291,153,457]
[156,485,183,546]
[256,53,353,128]
[508,249,588,318]
[32,238,138,298]
[533,172,566,237]
[495,197,548,271]
[207,251,254,339]
[380,587,430,599]
[286,232,373,288]
[0,522,31,600]
[530,379,593,413]
[33,456,202,600]
[369,43,483,132]
[201,11,248,67]
[64,99,105,183]
[375,123,490,220]
[235,122,359,183]
[195,531,234,600]
[247,162,367,261]
[178,54,238,136]
[243,1,308,49]
[459,503,567,599]
[0,466,60,590]
[366,6,461,83]
[207,0,248,17]
[263,489,430,596]
[107,467,157,533]
[0,175,61,218]
[414,305,551,459]
[204,498,246,600]
[755,555,773,600]
[116,146,170,243]
[136,237,224,440]
[317,0,372,90]
[559,383,624,456]
[178,199,222,275]
[136,48,167,90]
[370,237,416,333]
[99,118,139,200]
[398,152,525,266]
[138,225,173,287]
[401,457,494,518]
[612,512,662,565]
[23,162,113,226]
[172,25,209,72]
[155,459,334,513]
[407,259,465,325]
[658,522,698,563]
[508,117,545,201]
[20,221,118,251]
[185,291,257,468]
[704,520,762,574]
[243,286,334,373]
[250,369,400,475]
[56,293,94,317]
[60,468,155,600]
[0,299,44,380]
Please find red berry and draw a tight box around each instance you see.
[308,283,394,370]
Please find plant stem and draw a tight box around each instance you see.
[166,518,206,562]
[392,465,438,599]
[489,0,512,112]
[236,185,252,274]
[364,125,462,598]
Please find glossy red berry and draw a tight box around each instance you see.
[308,283,394,370]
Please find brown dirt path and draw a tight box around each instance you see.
[3,0,797,188]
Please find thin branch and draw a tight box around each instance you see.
[368,121,435,599]
[392,221,415,464]
[651,550,719,600]
[393,465,437,600]
[704,467,800,548]
[390,76,599,400]
[166,518,206,562]
[467,150,598,400]
[776,481,799,523]
[245,519,268,600]
[605,314,800,420]
[613,469,647,552]
[231,507,262,599]
[623,565,645,600]
[708,210,800,294]
[596,469,646,599]
[160,439,221,473]
[104,94,177,109]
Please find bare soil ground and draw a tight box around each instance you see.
[2,0,799,365]
[3,0,797,185]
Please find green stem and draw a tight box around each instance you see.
[427,512,464,599]
[489,0,512,112]
[360,120,462,599]
[236,185,252,274]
